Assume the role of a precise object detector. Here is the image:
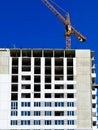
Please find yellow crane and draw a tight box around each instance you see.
[41,0,86,49]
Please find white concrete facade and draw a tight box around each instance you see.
[0,48,97,130]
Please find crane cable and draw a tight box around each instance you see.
[49,0,68,14]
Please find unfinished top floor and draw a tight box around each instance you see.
[7,49,94,58]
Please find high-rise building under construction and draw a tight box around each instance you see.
[0,48,97,130]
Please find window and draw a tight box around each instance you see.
[34,58,41,65]
[22,58,31,65]
[45,76,51,83]
[12,58,18,65]
[22,59,31,66]
[67,102,74,107]
[22,50,31,57]
[34,67,41,74]
[55,85,64,89]
[34,102,41,107]
[65,50,75,57]
[21,102,31,107]
[55,93,64,98]
[34,111,41,116]
[21,93,31,98]
[67,120,74,125]
[55,111,64,116]
[11,120,18,125]
[22,66,31,71]
[11,93,18,100]
[34,120,40,125]
[12,76,18,83]
[34,76,40,83]
[12,67,18,75]
[45,67,51,74]
[11,84,18,92]
[55,67,63,75]
[55,120,64,125]
[45,93,51,98]
[34,93,41,98]
[67,75,73,80]
[45,102,51,107]
[55,58,63,66]
[33,50,42,57]
[93,121,96,126]
[11,111,18,116]
[67,67,73,75]
[11,102,18,109]
[54,50,64,57]
[44,50,53,57]
[45,120,51,125]
[45,58,51,65]
[45,111,52,116]
[22,84,31,89]
[45,84,51,89]
[67,93,74,98]
[55,102,64,107]
[67,85,74,89]
[21,120,30,125]
[55,75,63,80]
[34,84,40,92]
[67,111,74,116]
[22,75,31,80]
[67,58,73,66]
[11,50,20,57]
[21,111,30,116]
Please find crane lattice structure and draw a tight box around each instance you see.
[41,0,86,49]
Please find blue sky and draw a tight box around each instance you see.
[0,0,98,82]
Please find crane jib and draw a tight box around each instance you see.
[41,0,86,49]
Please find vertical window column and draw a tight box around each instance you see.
[11,57,19,118]
[55,58,64,81]
[44,58,52,98]
[34,58,41,98]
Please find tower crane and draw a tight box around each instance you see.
[41,0,86,49]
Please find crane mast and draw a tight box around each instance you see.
[41,0,86,49]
